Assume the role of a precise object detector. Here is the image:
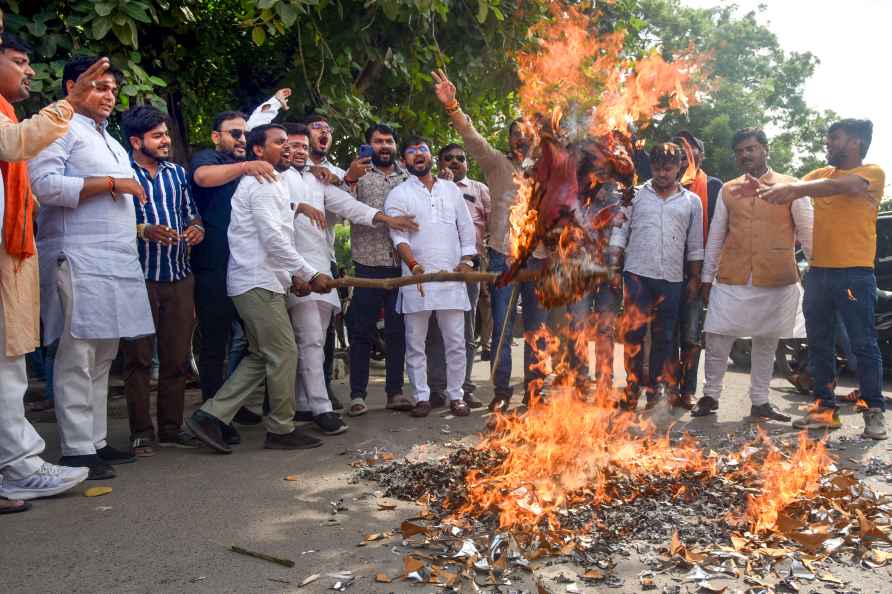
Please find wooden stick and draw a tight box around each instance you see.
[326,265,607,291]
[229,545,295,568]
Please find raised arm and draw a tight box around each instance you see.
[246,88,291,131]
[755,168,884,205]
[431,69,506,172]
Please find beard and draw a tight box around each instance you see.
[371,150,394,167]
[140,145,170,162]
[408,161,432,178]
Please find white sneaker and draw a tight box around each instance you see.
[0,463,89,500]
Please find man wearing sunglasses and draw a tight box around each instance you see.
[427,144,490,409]
[189,106,283,444]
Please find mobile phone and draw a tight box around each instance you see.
[359,144,373,160]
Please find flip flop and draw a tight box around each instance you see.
[347,398,368,417]
[0,499,31,514]
[386,393,413,411]
[131,437,156,457]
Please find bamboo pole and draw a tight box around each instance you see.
[326,265,608,291]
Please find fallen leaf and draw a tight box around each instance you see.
[374,573,391,583]
[580,568,604,581]
[300,574,320,586]
[400,520,428,537]
[284,475,299,481]
[730,533,749,551]
[402,555,424,576]
[377,502,397,511]
[84,486,112,497]
[365,533,383,542]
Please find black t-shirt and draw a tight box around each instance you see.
[189,149,242,272]
[706,176,723,225]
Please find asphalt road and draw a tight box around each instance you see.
[3,343,891,594]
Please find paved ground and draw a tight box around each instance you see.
[3,342,891,594]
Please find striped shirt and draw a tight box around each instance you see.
[131,159,199,282]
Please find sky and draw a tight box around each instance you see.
[681,0,891,189]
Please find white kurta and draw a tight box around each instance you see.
[701,190,813,338]
[384,176,477,314]
[284,168,378,310]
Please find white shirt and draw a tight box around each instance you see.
[608,181,704,283]
[385,176,477,313]
[226,172,316,297]
[30,114,153,343]
[284,168,378,309]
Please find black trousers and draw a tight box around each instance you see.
[194,268,238,402]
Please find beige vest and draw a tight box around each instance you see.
[716,170,800,288]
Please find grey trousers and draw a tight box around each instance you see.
[426,281,479,395]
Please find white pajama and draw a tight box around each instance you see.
[0,299,46,480]
[703,332,777,405]
[290,300,336,415]
[405,309,466,403]
[53,261,119,456]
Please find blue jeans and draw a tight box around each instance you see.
[805,267,884,410]
[567,282,620,382]
[488,249,548,397]
[622,272,683,390]
[346,262,406,398]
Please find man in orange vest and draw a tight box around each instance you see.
[693,128,812,421]
[758,119,886,439]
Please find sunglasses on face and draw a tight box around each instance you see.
[442,154,466,163]
[223,129,245,140]
[404,145,430,157]
[308,122,333,133]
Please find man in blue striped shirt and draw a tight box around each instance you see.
[120,106,205,454]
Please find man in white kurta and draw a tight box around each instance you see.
[282,124,417,435]
[29,59,154,479]
[693,128,812,421]
[384,138,477,418]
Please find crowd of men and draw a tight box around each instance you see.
[0,18,887,514]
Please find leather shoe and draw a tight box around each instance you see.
[185,411,232,454]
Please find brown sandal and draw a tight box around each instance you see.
[450,400,470,417]
[410,401,431,418]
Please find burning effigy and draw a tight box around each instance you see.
[358,3,892,592]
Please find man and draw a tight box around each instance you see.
[189,108,279,442]
[186,124,331,453]
[29,56,154,479]
[385,137,477,418]
[282,123,417,435]
[0,28,110,510]
[426,143,490,408]
[347,123,412,416]
[608,143,704,410]
[758,119,887,439]
[693,128,812,422]
[672,131,723,407]
[566,139,623,395]
[120,106,205,454]
[431,69,547,412]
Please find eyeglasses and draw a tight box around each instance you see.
[308,122,333,133]
[223,129,245,140]
[404,145,430,157]
[442,154,466,163]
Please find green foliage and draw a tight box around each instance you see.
[333,223,353,273]
[4,0,831,180]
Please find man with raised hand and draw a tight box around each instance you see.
[693,128,812,423]
[758,119,887,439]
[0,22,111,511]
[30,56,153,480]
[186,124,331,454]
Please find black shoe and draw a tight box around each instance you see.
[327,384,344,411]
[463,392,485,409]
[59,455,116,480]
[233,407,262,426]
[429,392,447,409]
[96,445,136,465]
[488,392,511,413]
[750,402,791,422]
[264,429,322,450]
[294,410,314,422]
[185,411,233,454]
[691,396,719,417]
[645,385,666,410]
[480,349,491,362]
[221,423,241,446]
[314,412,349,435]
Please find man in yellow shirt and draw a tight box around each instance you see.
[757,119,886,439]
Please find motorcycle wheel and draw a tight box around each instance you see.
[729,339,752,371]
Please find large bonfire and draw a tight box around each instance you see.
[361,3,892,591]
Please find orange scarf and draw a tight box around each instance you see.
[686,169,709,245]
[0,95,36,259]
